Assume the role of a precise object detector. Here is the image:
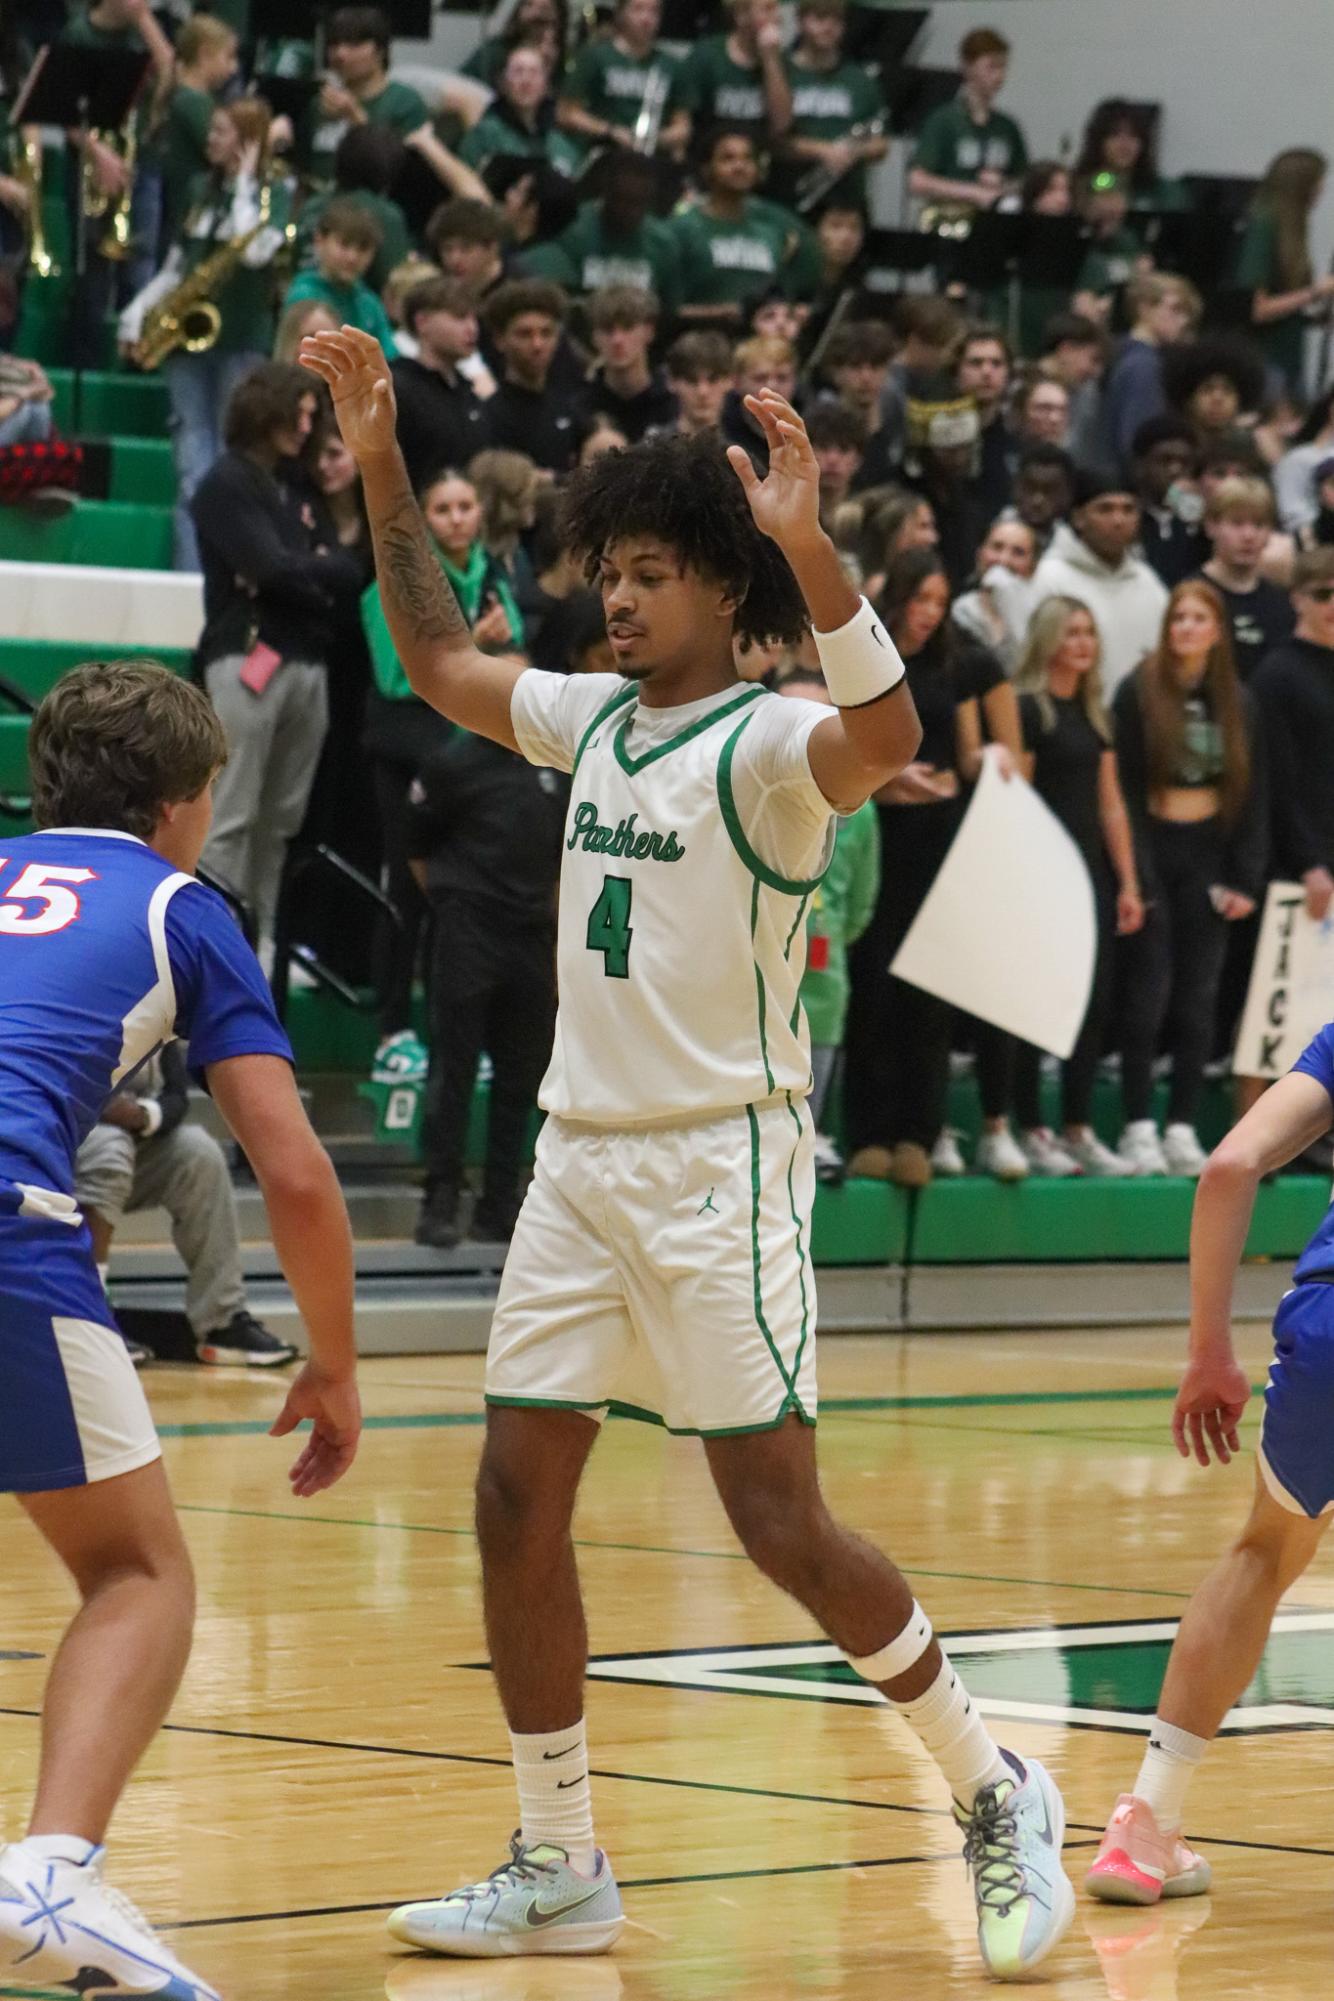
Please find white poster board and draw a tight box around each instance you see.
[889,758,1097,1059]
[1233,881,1334,1079]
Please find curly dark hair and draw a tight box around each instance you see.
[557,430,808,646]
[1161,336,1266,420]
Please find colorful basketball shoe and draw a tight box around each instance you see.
[387,1834,623,1957]
[955,1756,1076,1980]
[0,1840,220,1997]
[1086,1795,1212,1905]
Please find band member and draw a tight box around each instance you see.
[120,96,292,571]
[783,0,885,214]
[556,0,689,165]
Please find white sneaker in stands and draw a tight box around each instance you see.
[1162,1123,1208,1177]
[1019,1128,1080,1177]
[976,1127,1030,1182]
[930,1128,968,1176]
[1066,1129,1137,1178]
[1117,1120,1168,1176]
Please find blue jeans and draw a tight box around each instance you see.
[0,400,53,447]
[165,347,265,571]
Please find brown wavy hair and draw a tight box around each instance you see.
[1136,580,1250,824]
[30,661,227,840]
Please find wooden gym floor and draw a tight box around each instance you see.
[4,1320,1333,2000]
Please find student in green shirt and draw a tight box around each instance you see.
[462,0,564,89]
[556,0,689,164]
[458,44,581,178]
[1234,147,1333,394]
[119,96,294,570]
[908,24,1027,222]
[284,195,399,355]
[776,668,880,1171]
[160,14,240,242]
[521,151,683,314]
[680,0,792,151]
[1072,171,1145,327]
[298,4,429,188]
[671,127,817,324]
[782,0,886,215]
[1074,99,1190,216]
[295,126,411,293]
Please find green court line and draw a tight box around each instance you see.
[158,1381,1267,1441]
[174,1502,1191,1599]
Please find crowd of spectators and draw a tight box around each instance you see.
[3,1,1334,1242]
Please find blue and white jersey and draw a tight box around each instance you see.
[0,828,292,1221]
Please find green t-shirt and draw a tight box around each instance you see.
[800,799,879,1046]
[285,266,398,356]
[1077,226,1140,304]
[362,541,523,700]
[560,38,685,151]
[1235,209,1307,389]
[59,10,158,151]
[670,196,817,307]
[296,188,410,294]
[160,84,215,234]
[461,35,511,87]
[912,95,1027,185]
[786,56,881,207]
[680,35,769,130]
[458,109,581,177]
[522,201,683,315]
[300,78,429,187]
[178,170,296,355]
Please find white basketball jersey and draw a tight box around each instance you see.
[537,680,832,1125]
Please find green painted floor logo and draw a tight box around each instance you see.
[588,1612,1334,1735]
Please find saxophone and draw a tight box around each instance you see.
[133,187,272,371]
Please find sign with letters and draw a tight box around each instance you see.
[1234,881,1334,1079]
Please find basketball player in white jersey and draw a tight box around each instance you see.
[302,325,1074,1981]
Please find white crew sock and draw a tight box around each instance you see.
[893,1655,1014,1811]
[510,1722,597,1875]
[1133,1719,1207,1833]
[14,1835,99,1867]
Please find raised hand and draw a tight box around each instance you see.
[726,390,821,553]
[299,327,398,462]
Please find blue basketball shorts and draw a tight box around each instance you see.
[0,1210,160,1494]
[1259,1281,1334,1519]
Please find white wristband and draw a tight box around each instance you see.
[812,595,906,708]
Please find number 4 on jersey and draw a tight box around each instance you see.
[586,874,633,979]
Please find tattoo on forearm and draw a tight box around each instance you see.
[376,493,469,650]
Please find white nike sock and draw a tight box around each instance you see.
[892,1656,1013,1811]
[510,1722,597,1875]
[1133,1719,1207,1833]
[15,1835,98,1866]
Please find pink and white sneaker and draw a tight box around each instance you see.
[1085,1795,1212,1906]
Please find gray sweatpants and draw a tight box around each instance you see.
[199,655,328,944]
[76,1122,246,1339]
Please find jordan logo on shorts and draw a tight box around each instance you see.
[698,1188,719,1216]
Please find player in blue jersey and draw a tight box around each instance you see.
[1087,1024,1334,1905]
[0,661,362,2000]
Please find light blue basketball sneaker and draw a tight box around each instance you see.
[955,1756,1076,1980]
[387,1834,624,1958]
[0,1840,220,1997]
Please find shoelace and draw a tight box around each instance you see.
[448,1834,565,1906]
[961,1788,1027,1918]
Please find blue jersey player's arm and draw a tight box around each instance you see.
[168,889,361,1495]
[1174,1031,1334,1472]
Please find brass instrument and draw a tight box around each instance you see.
[916,200,974,242]
[82,116,136,258]
[13,129,58,277]
[794,114,885,214]
[133,190,271,370]
[631,63,669,155]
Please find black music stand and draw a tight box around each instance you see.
[847,4,928,71]
[1144,208,1244,307]
[851,225,941,314]
[883,63,958,140]
[946,213,1086,337]
[13,42,151,433]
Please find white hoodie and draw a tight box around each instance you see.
[1030,521,1169,695]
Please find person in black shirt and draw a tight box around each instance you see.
[1130,415,1208,587]
[1114,580,1265,1178]
[1012,443,1075,554]
[1198,476,1295,680]
[1011,596,1143,1177]
[844,551,980,1187]
[483,277,591,474]
[806,401,865,526]
[583,285,678,442]
[955,324,1014,521]
[391,274,491,492]
[193,363,363,960]
[901,377,989,590]
[408,731,569,1248]
[1252,547,1334,921]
